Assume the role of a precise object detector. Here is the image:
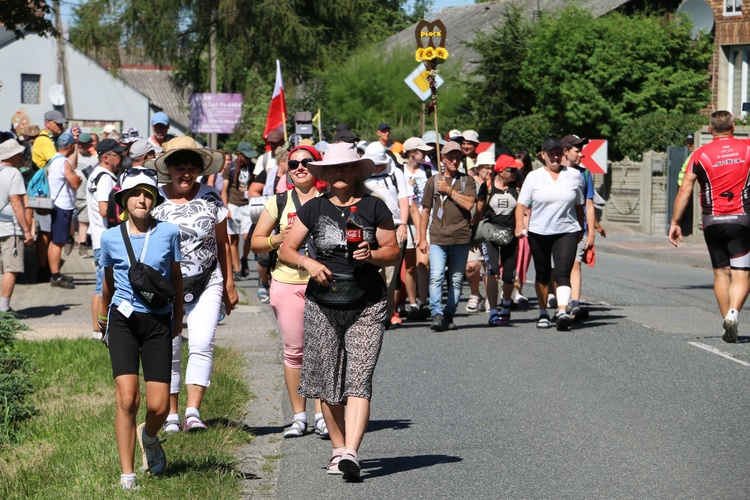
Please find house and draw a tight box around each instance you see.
[0,28,185,138]
[710,0,750,115]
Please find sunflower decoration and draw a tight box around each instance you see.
[423,47,436,61]
[435,47,449,61]
[415,48,425,62]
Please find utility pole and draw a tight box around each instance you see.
[53,0,73,118]
[208,9,218,149]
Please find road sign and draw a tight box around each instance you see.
[581,139,608,174]
[404,63,444,102]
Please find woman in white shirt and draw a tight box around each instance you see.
[515,138,584,331]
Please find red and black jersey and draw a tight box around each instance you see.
[688,137,750,216]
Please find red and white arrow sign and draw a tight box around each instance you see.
[581,139,608,174]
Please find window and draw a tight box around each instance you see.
[727,46,749,116]
[21,74,40,104]
[725,0,743,15]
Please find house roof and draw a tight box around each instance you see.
[118,67,191,132]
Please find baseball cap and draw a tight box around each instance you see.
[441,141,462,155]
[128,139,155,159]
[476,151,495,167]
[102,124,119,135]
[494,154,523,172]
[151,112,170,126]
[462,130,480,143]
[44,110,66,124]
[363,142,389,166]
[560,134,589,149]
[686,134,694,143]
[333,128,358,143]
[541,137,564,151]
[403,137,432,152]
[447,129,463,142]
[237,142,259,158]
[56,132,75,147]
[96,138,127,155]
[78,133,92,143]
[377,123,391,132]
[422,130,446,146]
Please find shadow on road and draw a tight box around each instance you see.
[366,419,412,433]
[21,304,77,318]
[360,454,462,479]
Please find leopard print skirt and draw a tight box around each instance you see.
[298,298,387,405]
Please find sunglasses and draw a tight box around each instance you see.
[288,158,314,170]
[124,168,158,179]
[504,168,518,173]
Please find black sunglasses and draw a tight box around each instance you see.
[288,158,314,170]
[124,168,158,179]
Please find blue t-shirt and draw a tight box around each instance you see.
[100,220,182,314]
[573,165,595,233]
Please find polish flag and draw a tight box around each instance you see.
[263,60,286,148]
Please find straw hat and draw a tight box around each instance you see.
[307,143,375,180]
[154,136,224,183]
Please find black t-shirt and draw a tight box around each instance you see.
[297,194,392,306]
[479,180,519,229]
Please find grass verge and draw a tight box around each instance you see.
[0,338,252,498]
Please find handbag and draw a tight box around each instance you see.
[474,219,514,246]
[249,195,272,224]
[310,274,367,307]
[182,259,217,304]
[120,223,176,310]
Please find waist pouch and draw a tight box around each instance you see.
[129,262,176,310]
[310,274,367,308]
[182,259,218,305]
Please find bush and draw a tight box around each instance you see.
[0,313,35,445]
[498,114,556,156]
[616,112,708,160]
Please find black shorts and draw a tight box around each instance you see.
[703,223,750,270]
[107,307,173,382]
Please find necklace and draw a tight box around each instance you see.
[330,195,354,217]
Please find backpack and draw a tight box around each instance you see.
[267,190,305,271]
[26,154,63,215]
[89,170,120,227]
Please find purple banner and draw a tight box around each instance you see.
[190,93,244,134]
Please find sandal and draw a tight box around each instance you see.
[338,450,361,481]
[488,313,502,326]
[183,413,207,432]
[465,294,481,313]
[163,418,181,434]
[282,419,307,438]
[314,415,329,439]
[536,315,551,329]
[326,453,344,475]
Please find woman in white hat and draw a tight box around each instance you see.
[278,142,399,481]
[151,137,239,433]
[400,137,437,321]
[99,169,183,488]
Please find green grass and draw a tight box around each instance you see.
[0,338,252,498]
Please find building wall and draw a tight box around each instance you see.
[0,35,151,135]
[708,0,750,113]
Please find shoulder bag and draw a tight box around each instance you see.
[120,222,176,310]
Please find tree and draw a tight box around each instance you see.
[464,4,535,143]
[2,0,55,39]
[518,5,713,157]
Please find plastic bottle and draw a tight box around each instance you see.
[345,206,364,267]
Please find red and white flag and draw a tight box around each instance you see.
[263,60,286,147]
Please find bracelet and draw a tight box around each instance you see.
[297,256,305,270]
[268,235,276,249]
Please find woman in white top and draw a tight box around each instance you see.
[400,137,437,320]
[515,138,584,331]
[152,136,239,432]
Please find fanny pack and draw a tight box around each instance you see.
[310,274,367,308]
[474,219,514,246]
[121,223,176,311]
[182,259,217,304]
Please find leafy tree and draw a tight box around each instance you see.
[498,114,555,157]
[519,5,713,158]
[464,4,535,144]
[1,0,55,39]
[316,45,469,143]
[616,112,707,161]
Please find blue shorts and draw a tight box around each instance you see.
[50,207,73,244]
[94,248,103,295]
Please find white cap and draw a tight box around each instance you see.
[363,142,389,166]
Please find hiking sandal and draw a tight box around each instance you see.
[282,419,307,438]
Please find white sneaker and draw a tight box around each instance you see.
[547,294,557,309]
[722,311,739,343]
[136,423,167,475]
[119,475,139,490]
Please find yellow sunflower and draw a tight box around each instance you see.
[423,47,436,60]
[435,47,449,60]
[415,48,424,62]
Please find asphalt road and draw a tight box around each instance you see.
[273,247,750,499]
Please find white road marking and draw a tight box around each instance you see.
[688,342,750,366]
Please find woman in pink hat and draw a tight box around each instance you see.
[278,143,399,481]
